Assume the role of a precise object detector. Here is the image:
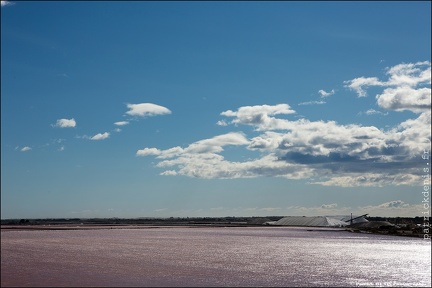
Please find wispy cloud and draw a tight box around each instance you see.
[287,200,421,217]
[361,200,421,217]
[90,132,110,141]
[364,109,388,115]
[298,100,326,106]
[52,118,76,128]
[318,89,335,98]
[57,73,70,78]
[286,203,350,216]
[344,77,384,97]
[321,203,337,209]
[126,103,171,117]
[114,121,129,126]
[20,146,32,152]
[145,200,422,217]
[216,120,228,126]
[154,208,168,212]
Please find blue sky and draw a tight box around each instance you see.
[1,1,431,219]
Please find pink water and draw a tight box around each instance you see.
[1,227,430,287]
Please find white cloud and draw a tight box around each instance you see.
[216,120,228,126]
[321,203,337,209]
[184,132,249,154]
[126,103,171,117]
[138,102,430,186]
[311,173,420,187]
[344,77,384,97]
[220,104,296,131]
[53,118,76,128]
[385,61,431,87]
[345,61,431,100]
[364,109,388,116]
[114,121,129,126]
[298,100,326,106]
[20,146,31,152]
[160,170,177,176]
[138,133,249,159]
[377,200,409,208]
[287,200,421,217]
[318,89,335,98]
[137,61,431,187]
[90,132,110,140]
[360,200,422,217]
[376,86,431,113]
[136,147,161,157]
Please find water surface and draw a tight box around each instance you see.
[1,227,430,287]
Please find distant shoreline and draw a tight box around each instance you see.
[0,224,262,231]
[1,223,427,239]
[1,216,429,238]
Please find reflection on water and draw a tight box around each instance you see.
[1,227,430,287]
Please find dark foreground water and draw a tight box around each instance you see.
[1,227,430,287]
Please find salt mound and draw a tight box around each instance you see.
[271,216,348,227]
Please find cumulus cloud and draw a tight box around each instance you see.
[114,121,129,126]
[345,61,431,113]
[20,146,31,152]
[90,132,110,140]
[136,147,161,157]
[220,104,296,131]
[385,61,431,87]
[376,86,431,113]
[53,118,76,128]
[318,89,335,98]
[126,103,171,117]
[137,132,249,159]
[136,132,314,179]
[137,61,431,187]
[138,101,430,186]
